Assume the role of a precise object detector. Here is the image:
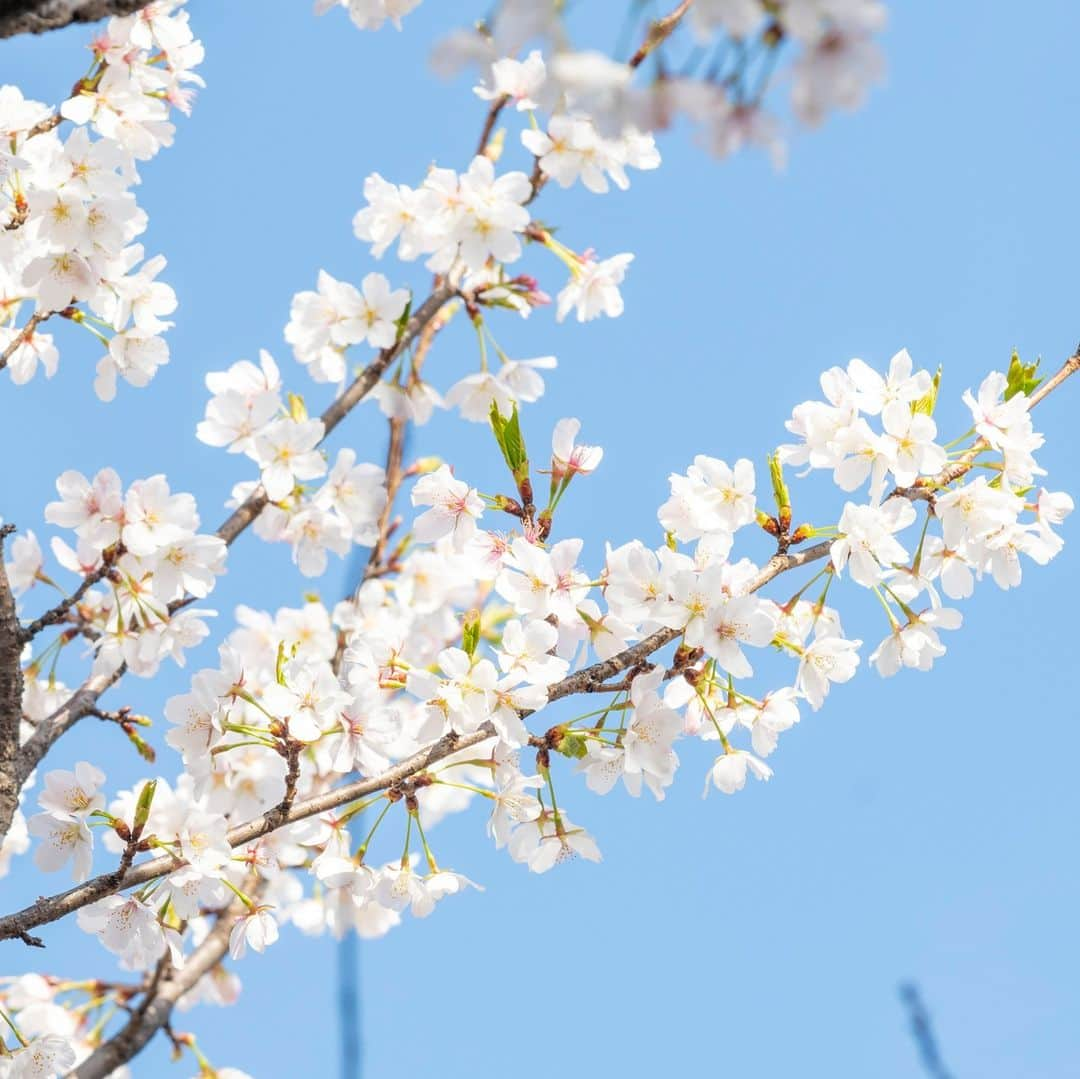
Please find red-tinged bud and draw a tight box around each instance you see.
[756,511,780,537]
[112,820,131,843]
[673,644,704,669]
[790,524,812,544]
[494,494,524,517]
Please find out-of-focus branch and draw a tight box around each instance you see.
[628,0,694,69]
[0,0,150,39]
[899,982,954,1079]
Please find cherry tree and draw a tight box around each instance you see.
[0,2,1075,1076]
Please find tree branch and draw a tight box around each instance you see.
[18,555,114,642]
[0,313,48,373]
[0,525,25,854]
[2,279,461,832]
[628,0,695,69]
[214,280,457,546]
[68,892,247,1079]
[5,349,1080,943]
[0,0,151,39]
[0,539,833,944]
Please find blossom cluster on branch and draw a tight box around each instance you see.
[0,2,1074,1077]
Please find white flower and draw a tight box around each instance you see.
[252,417,327,501]
[94,331,170,401]
[77,895,166,968]
[551,417,603,482]
[337,271,409,350]
[228,907,279,959]
[375,865,482,917]
[797,635,862,710]
[556,253,633,322]
[487,773,543,848]
[28,813,95,881]
[36,761,105,818]
[701,595,778,677]
[659,455,755,542]
[704,750,773,795]
[411,465,484,549]
[44,468,123,550]
[475,50,546,111]
[831,499,916,586]
[496,618,568,686]
[523,819,602,873]
[7,1034,77,1078]
[5,530,43,594]
[870,607,963,677]
[1,325,59,385]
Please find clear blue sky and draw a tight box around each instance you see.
[3,3,1080,1076]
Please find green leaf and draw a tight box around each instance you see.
[556,732,588,760]
[461,609,481,657]
[133,779,157,836]
[1004,350,1042,400]
[489,402,529,483]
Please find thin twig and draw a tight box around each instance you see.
[0,313,48,372]
[628,0,694,69]
[19,557,115,642]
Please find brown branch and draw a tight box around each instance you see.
[0,539,833,945]
[0,0,151,39]
[214,281,456,547]
[3,666,125,845]
[5,281,461,817]
[476,94,509,157]
[888,343,1080,503]
[5,350,1080,944]
[18,556,114,642]
[68,891,247,1079]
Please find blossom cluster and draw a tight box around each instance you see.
[0,1,202,398]
[5,466,225,678]
[194,349,389,576]
[0,6,1071,1078]
[11,352,1069,1002]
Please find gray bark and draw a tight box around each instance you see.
[0,0,152,39]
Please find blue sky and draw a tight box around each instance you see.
[3,2,1080,1076]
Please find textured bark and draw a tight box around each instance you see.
[69,896,245,1079]
[0,0,151,39]
[0,526,25,846]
